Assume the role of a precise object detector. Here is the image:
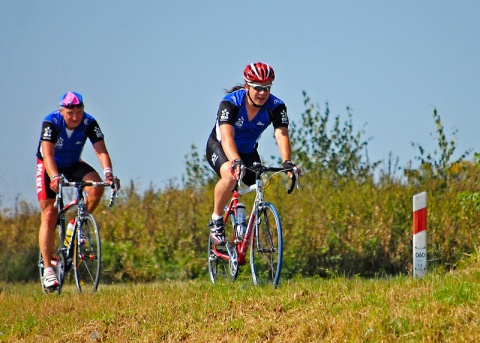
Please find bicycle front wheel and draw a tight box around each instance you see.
[250,202,283,287]
[74,213,101,293]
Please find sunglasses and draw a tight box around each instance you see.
[63,103,84,109]
[247,83,272,92]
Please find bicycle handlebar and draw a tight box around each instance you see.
[55,175,119,208]
[231,163,300,194]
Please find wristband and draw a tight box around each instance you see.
[103,168,113,177]
[51,174,60,180]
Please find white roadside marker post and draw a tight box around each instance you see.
[413,192,427,278]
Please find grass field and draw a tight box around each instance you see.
[2,261,480,343]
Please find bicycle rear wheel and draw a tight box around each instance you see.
[250,202,283,287]
[207,214,239,284]
[38,222,66,295]
[74,213,101,293]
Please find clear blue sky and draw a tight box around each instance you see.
[1,1,479,208]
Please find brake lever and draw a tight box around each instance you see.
[108,193,115,208]
[295,168,301,189]
[54,194,60,208]
[230,166,246,192]
[54,176,64,208]
[107,177,120,207]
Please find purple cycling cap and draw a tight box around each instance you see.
[60,92,83,107]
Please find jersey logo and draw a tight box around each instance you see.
[55,137,64,149]
[220,109,229,121]
[211,152,219,166]
[42,127,52,140]
[235,117,244,127]
[76,141,83,145]
[281,110,288,124]
[256,121,265,126]
[94,127,104,138]
[230,95,239,106]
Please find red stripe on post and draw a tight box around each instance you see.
[413,207,427,234]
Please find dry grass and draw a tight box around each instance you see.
[2,262,480,342]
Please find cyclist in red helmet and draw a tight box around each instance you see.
[206,62,299,245]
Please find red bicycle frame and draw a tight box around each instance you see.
[213,188,256,265]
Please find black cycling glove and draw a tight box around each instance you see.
[282,160,297,171]
[231,158,245,174]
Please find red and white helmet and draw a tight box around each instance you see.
[243,62,275,83]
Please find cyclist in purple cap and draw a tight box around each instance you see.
[36,91,120,290]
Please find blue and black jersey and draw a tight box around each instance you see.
[209,89,289,153]
[36,110,105,169]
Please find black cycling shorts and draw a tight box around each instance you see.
[206,135,261,186]
[36,159,97,200]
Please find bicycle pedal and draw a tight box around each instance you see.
[47,285,59,292]
[44,281,59,292]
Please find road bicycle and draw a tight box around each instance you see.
[38,175,118,294]
[208,162,299,287]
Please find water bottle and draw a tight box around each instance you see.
[236,202,247,239]
[64,218,75,247]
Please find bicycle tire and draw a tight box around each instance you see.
[38,222,66,295]
[250,202,283,287]
[207,213,239,284]
[74,213,101,293]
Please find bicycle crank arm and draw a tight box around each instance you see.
[225,243,238,264]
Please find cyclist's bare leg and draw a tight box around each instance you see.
[83,171,105,213]
[213,162,236,216]
[39,199,58,268]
